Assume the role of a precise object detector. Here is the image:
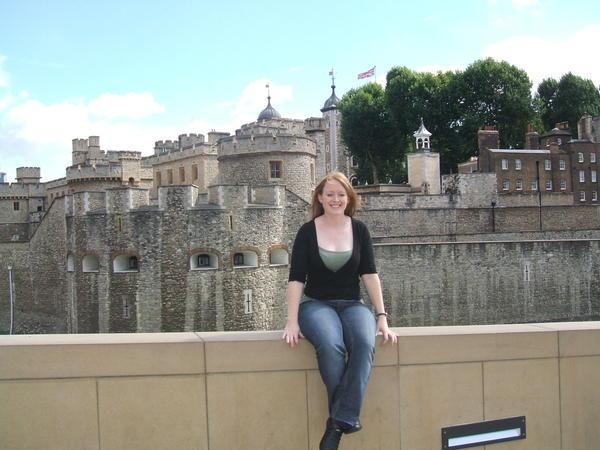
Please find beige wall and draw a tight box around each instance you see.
[1,322,599,450]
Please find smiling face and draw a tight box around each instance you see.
[317,179,349,216]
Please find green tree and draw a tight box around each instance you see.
[456,58,534,152]
[536,73,600,132]
[338,83,401,184]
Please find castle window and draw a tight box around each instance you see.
[515,159,522,170]
[516,179,523,191]
[501,159,508,170]
[13,202,20,211]
[128,177,135,186]
[192,164,199,180]
[37,205,43,212]
[591,153,597,163]
[67,254,75,272]
[544,159,551,170]
[502,179,509,191]
[113,254,139,273]
[530,180,538,191]
[269,248,289,266]
[269,161,282,179]
[82,255,99,273]
[243,289,253,314]
[579,170,585,183]
[123,298,130,319]
[233,251,258,268]
[593,191,598,202]
[580,191,586,202]
[156,171,162,186]
[591,170,597,183]
[559,160,566,170]
[179,167,185,182]
[578,152,584,163]
[523,262,531,282]
[351,155,359,168]
[190,251,218,270]
[167,169,173,184]
[560,179,567,190]
[545,180,552,191]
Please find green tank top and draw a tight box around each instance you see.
[319,247,352,272]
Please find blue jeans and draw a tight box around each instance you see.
[298,299,376,426]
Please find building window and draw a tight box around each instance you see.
[530,180,538,191]
[593,191,598,202]
[502,179,509,191]
[592,170,597,183]
[113,255,139,273]
[269,248,289,266]
[128,256,138,270]
[591,153,597,163]
[167,169,173,184]
[269,161,282,179]
[67,254,75,272]
[179,167,185,182]
[192,164,199,180]
[13,201,20,211]
[83,255,100,272]
[560,179,567,191]
[544,159,551,170]
[580,191,586,202]
[516,179,523,191]
[351,155,359,168]
[578,152,584,163]
[155,171,161,186]
[579,170,585,183]
[243,289,253,314]
[123,298,130,319]
[559,160,566,170]
[501,159,508,170]
[190,251,217,270]
[233,251,258,268]
[545,180,552,191]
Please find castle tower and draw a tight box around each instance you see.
[407,119,440,194]
[320,70,346,176]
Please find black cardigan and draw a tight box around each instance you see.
[288,218,377,300]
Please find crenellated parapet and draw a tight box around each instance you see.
[235,118,306,137]
[218,134,316,159]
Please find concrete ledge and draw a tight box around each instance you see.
[1,322,599,450]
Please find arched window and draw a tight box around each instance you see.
[82,255,99,272]
[190,251,218,270]
[67,253,75,272]
[113,254,139,273]
[233,251,258,268]
[269,248,289,266]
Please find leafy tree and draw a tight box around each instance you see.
[338,83,401,184]
[536,73,600,132]
[456,58,534,152]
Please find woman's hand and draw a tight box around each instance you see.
[282,320,304,347]
[376,316,398,345]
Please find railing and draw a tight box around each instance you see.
[1,322,599,449]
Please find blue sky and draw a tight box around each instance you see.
[1,0,599,182]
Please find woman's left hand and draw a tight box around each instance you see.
[376,317,398,344]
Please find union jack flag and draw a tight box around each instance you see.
[357,66,375,79]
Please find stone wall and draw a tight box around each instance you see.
[373,240,600,327]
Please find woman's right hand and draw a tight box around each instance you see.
[282,320,304,347]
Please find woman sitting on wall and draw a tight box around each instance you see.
[283,171,397,450]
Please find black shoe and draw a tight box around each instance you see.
[320,419,343,450]
[340,420,362,435]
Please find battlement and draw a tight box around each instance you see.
[208,131,230,144]
[66,164,122,181]
[236,118,306,137]
[0,182,46,198]
[105,150,141,161]
[206,184,284,208]
[179,133,205,148]
[218,134,316,158]
[16,167,41,183]
[304,117,326,131]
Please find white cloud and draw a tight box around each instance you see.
[0,54,9,87]
[88,92,164,119]
[484,25,600,88]
[0,92,169,182]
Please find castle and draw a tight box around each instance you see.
[1,80,600,334]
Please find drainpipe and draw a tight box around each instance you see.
[7,265,14,335]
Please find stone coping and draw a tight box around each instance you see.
[1,322,599,380]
